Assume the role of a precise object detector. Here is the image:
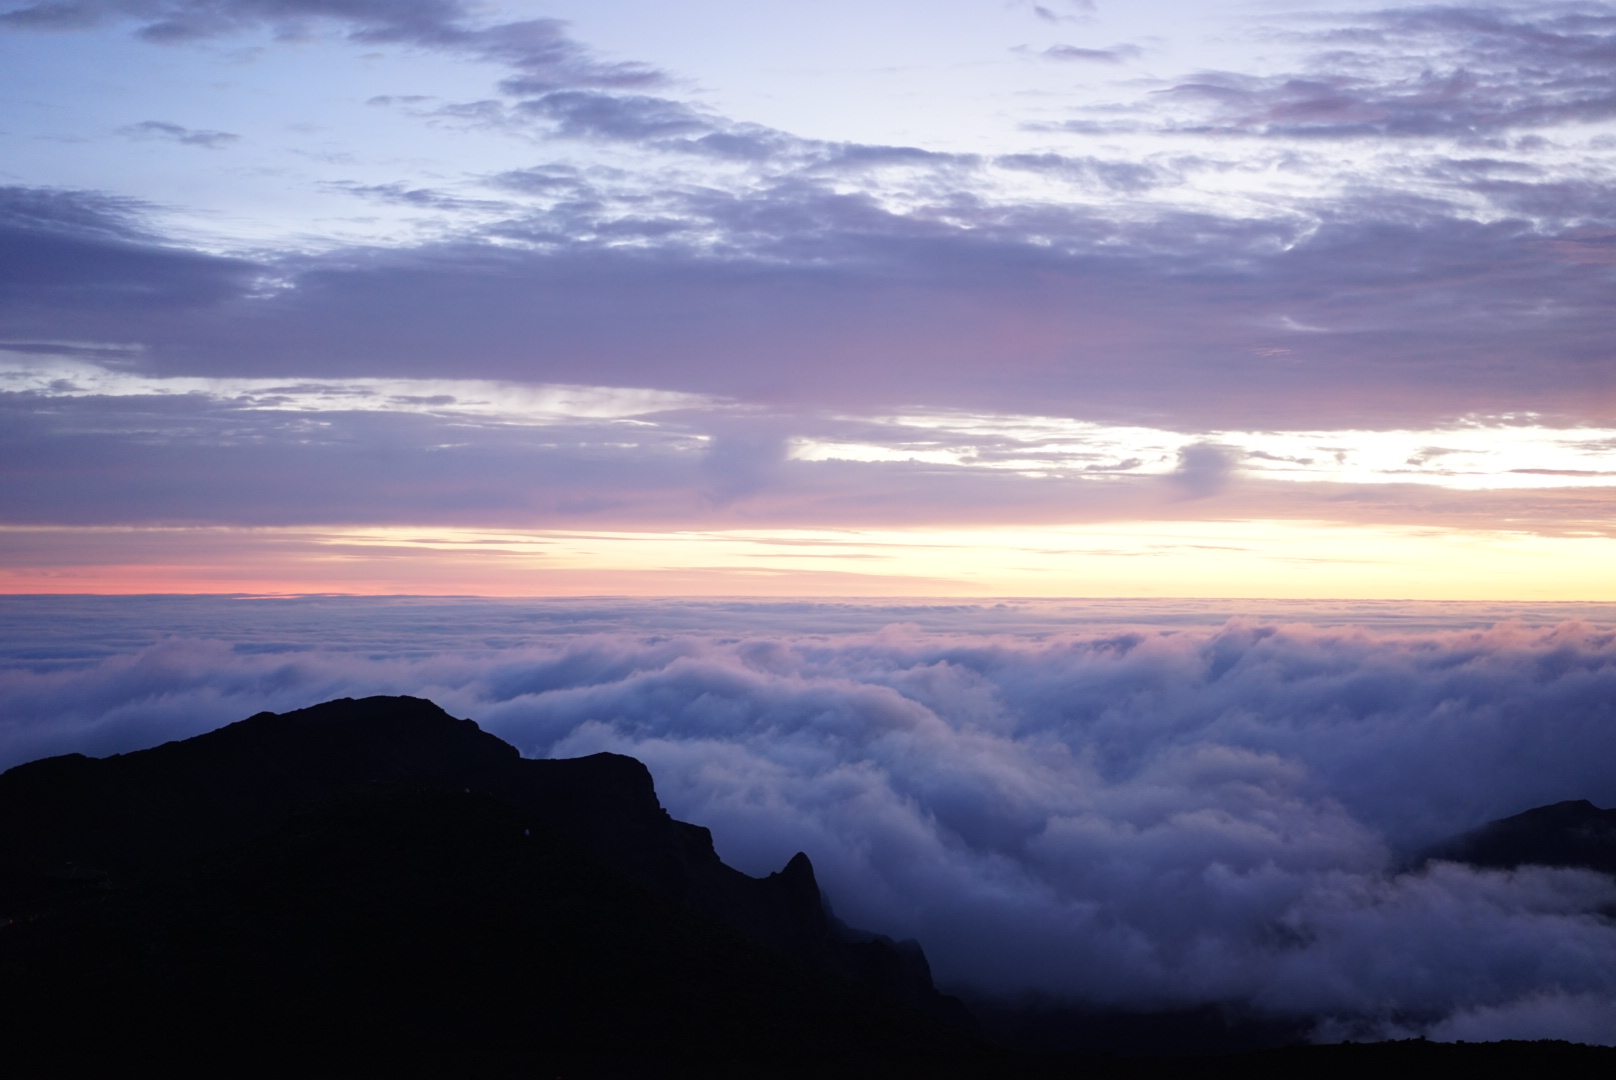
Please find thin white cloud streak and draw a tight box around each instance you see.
[798,412,1616,490]
[3,599,1615,1041]
[0,352,717,423]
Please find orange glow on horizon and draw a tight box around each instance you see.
[3,521,1615,600]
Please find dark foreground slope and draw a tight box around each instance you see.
[0,696,975,1070]
[4,697,1614,1077]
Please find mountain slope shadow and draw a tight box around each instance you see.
[0,695,981,1070]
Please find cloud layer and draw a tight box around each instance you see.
[1163,6,1616,139]
[5,5,1616,433]
[5,596,1615,1041]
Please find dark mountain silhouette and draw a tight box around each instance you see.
[0,695,976,1071]
[1420,799,1616,875]
[4,697,1614,1075]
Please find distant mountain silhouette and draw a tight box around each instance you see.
[0,695,976,1070]
[1421,799,1616,875]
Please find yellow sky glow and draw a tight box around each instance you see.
[3,520,1613,599]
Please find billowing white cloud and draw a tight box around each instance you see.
[4,597,1615,1041]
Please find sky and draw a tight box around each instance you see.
[1,0,1615,596]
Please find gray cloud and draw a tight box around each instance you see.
[3,6,1615,448]
[0,185,259,317]
[323,180,508,212]
[119,119,239,147]
[1042,43,1141,64]
[697,419,790,507]
[10,373,1616,535]
[516,90,714,142]
[0,0,664,89]
[3,597,1615,1040]
[0,183,152,239]
[486,164,585,194]
[1169,441,1237,497]
[1018,0,1096,25]
[1,0,459,39]
[1162,5,1616,138]
[994,152,1164,192]
[0,378,719,527]
[3,154,1614,452]
[4,174,1613,436]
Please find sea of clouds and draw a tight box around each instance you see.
[4,596,1615,1044]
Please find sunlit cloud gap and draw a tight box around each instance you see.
[795,417,1616,490]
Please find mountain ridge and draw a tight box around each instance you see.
[0,695,974,1067]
